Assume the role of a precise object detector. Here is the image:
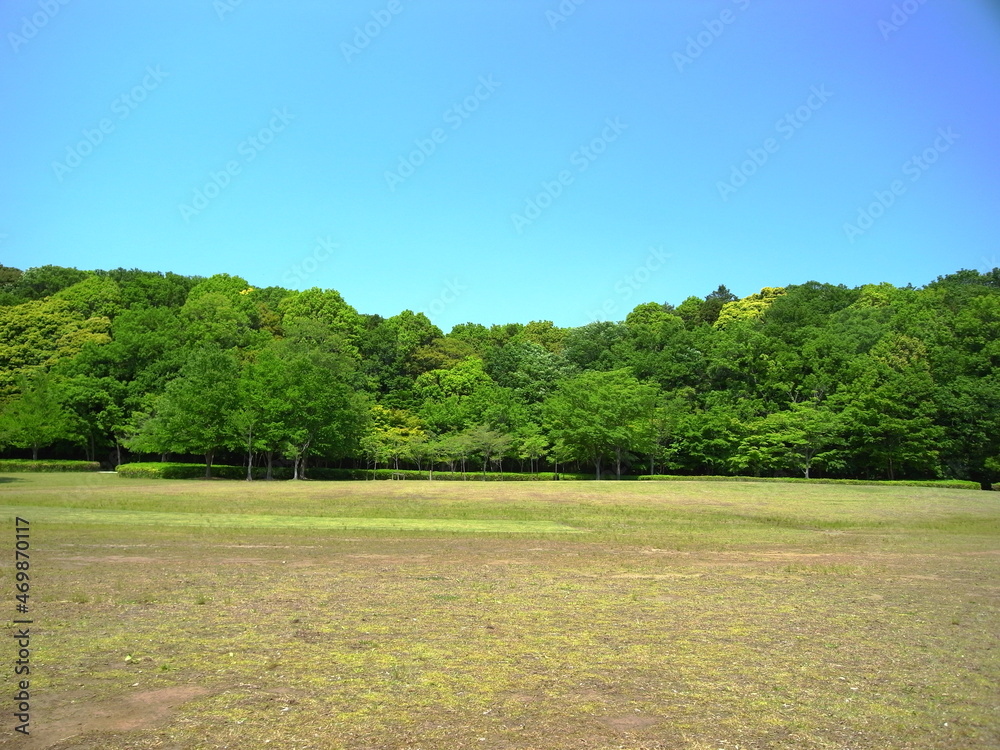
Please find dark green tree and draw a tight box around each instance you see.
[0,372,77,460]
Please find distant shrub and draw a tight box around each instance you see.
[0,459,100,472]
[115,463,599,482]
[637,475,980,490]
[348,469,601,481]
[117,463,293,479]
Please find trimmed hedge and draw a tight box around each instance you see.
[115,463,595,481]
[114,464,986,488]
[363,469,595,481]
[0,459,101,473]
[117,463,291,480]
[637,475,981,490]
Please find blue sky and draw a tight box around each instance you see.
[2,0,998,330]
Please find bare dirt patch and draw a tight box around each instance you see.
[597,714,661,731]
[14,686,211,749]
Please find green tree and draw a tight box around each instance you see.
[699,284,738,325]
[515,424,549,475]
[935,375,1000,490]
[485,340,574,402]
[233,346,301,480]
[714,287,785,329]
[276,345,368,480]
[126,348,241,477]
[8,265,90,301]
[543,369,660,479]
[277,287,364,345]
[0,372,78,459]
[361,405,425,472]
[0,298,112,392]
[831,335,943,479]
[733,401,843,478]
[52,276,124,319]
[467,425,512,478]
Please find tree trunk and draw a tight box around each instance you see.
[595,455,602,480]
[245,426,253,481]
[265,451,274,480]
[615,447,622,479]
[205,450,214,479]
[32,445,39,461]
[115,439,122,468]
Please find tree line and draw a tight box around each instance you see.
[0,263,998,487]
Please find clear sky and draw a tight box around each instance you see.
[2,0,998,330]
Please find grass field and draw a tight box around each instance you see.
[1,474,998,750]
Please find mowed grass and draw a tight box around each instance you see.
[1,474,998,750]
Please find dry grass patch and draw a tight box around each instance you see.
[1,475,997,749]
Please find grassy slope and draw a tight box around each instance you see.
[1,474,998,749]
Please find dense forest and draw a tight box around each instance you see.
[0,263,998,487]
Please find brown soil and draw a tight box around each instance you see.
[9,686,211,749]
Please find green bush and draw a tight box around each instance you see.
[110,464,986,489]
[637,474,980,490]
[115,463,600,481]
[117,462,291,479]
[367,469,545,481]
[330,469,601,481]
[0,459,101,472]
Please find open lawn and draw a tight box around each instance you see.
[1,474,998,749]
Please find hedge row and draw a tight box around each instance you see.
[117,463,293,480]
[637,475,982,490]
[113,464,985,488]
[360,469,596,481]
[115,463,595,481]
[0,460,101,472]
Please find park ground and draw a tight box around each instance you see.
[1,474,998,750]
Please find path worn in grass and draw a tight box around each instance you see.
[4,505,582,534]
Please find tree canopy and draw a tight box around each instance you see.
[1,264,997,488]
